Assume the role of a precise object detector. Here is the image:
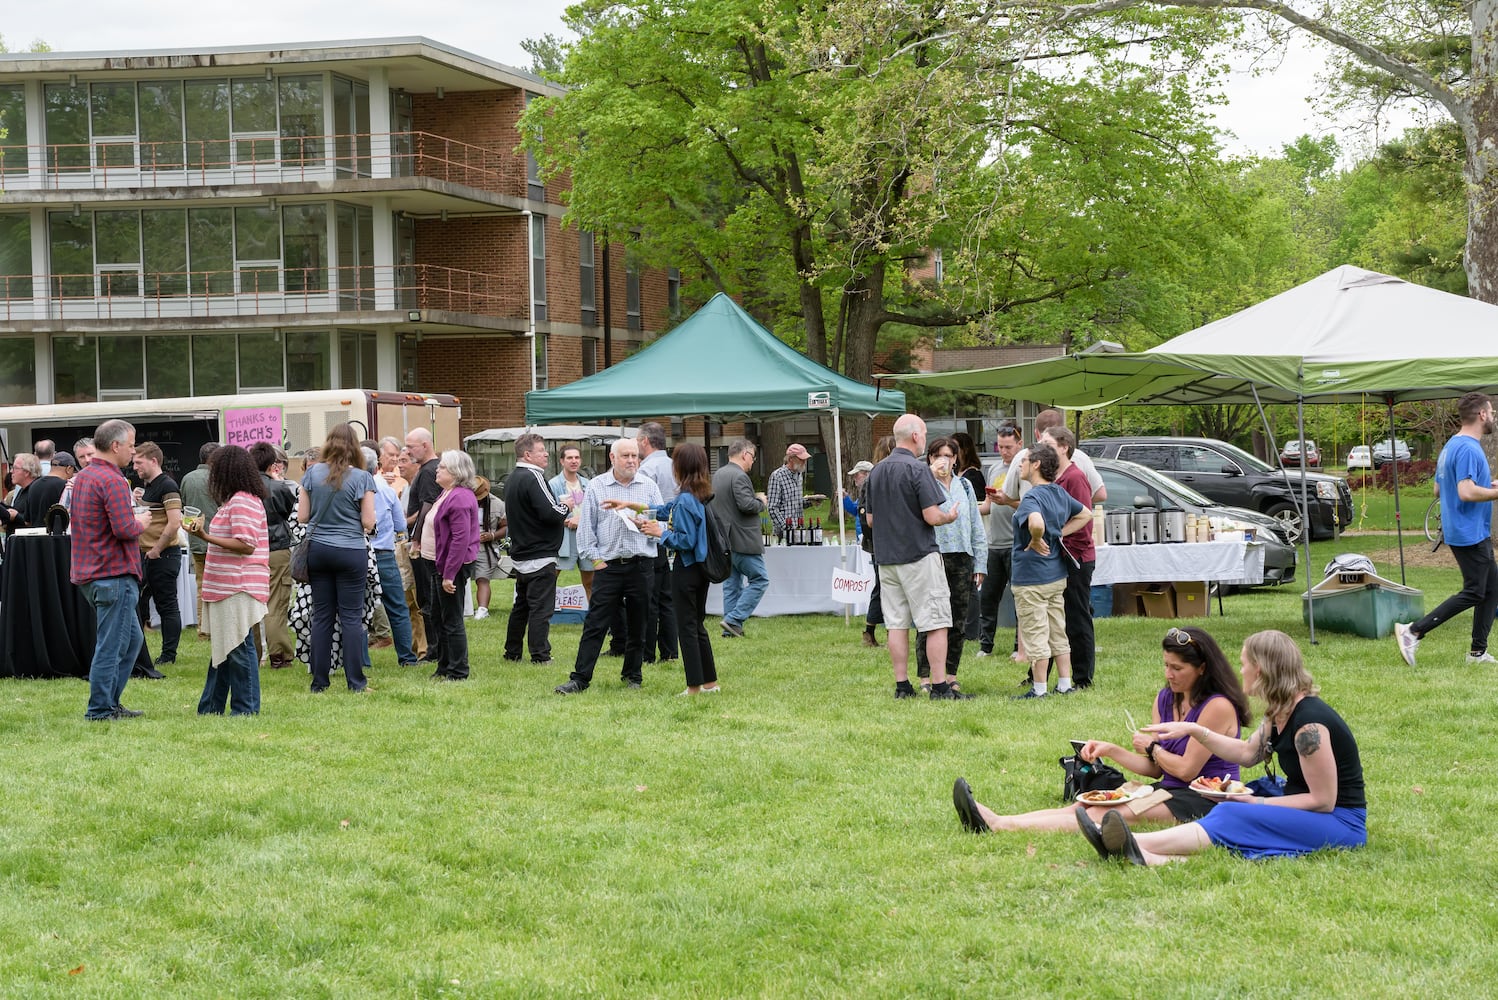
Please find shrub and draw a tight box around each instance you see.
[1347,459,1435,492]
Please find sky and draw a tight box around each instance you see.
[2,0,1419,160]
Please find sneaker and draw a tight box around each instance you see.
[112,705,144,718]
[930,683,973,701]
[531,656,553,665]
[1054,685,1079,695]
[974,649,990,659]
[624,679,643,689]
[1394,622,1420,666]
[133,665,166,680]
[721,620,745,639]
[1011,689,1047,701]
[1466,650,1498,664]
[554,679,586,695]
[700,685,722,693]
[473,607,490,620]
[894,682,917,700]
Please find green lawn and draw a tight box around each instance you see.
[3,544,1495,997]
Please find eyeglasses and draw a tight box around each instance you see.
[1165,628,1195,646]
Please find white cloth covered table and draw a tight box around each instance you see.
[1093,540,1265,587]
[707,544,871,617]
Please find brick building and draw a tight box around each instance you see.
[0,38,677,437]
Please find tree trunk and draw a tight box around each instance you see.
[831,263,891,476]
[1466,0,1498,305]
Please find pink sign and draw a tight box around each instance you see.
[223,406,283,448]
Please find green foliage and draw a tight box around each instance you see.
[3,553,1496,995]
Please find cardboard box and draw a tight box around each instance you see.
[1111,583,1141,616]
[1172,580,1209,618]
[1138,585,1176,618]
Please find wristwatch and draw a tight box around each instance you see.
[1145,741,1162,763]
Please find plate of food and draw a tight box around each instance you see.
[1189,776,1254,800]
[1075,785,1149,806]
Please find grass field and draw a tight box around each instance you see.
[4,537,1497,998]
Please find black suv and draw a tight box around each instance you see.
[1080,436,1352,543]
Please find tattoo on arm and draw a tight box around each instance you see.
[1255,725,1273,764]
[1295,726,1323,758]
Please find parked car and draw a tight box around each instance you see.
[1080,436,1353,544]
[1372,438,1412,469]
[1093,458,1296,585]
[1279,439,1321,467]
[1346,445,1373,470]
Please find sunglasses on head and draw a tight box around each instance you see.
[1166,627,1195,646]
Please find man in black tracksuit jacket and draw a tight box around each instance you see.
[503,433,570,663]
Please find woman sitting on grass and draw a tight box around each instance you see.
[1079,629,1367,865]
[953,626,1249,834]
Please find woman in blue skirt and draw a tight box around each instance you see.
[1078,629,1366,865]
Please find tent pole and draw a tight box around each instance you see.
[1386,396,1406,584]
[833,407,849,626]
[1294,394,1316,644]
[1252,384,1315,643]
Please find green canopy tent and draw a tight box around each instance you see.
[889,266,1498,634]
[525,292,906,547]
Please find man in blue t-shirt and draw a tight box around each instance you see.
[1396,392,1498,666]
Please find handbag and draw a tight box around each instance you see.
[1061,754,1126,802]
[289,479,335,585]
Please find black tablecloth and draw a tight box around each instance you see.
[0,534,98,679]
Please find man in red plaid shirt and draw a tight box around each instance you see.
[72,419,152,721]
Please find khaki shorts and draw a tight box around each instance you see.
[1013,578,1068,660]
[879,552,952,632]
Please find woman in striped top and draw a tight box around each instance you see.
[184,445,270,715]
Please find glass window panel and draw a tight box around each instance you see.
[192,334,236,394]
[230,78,276,133]
[188,208,233,295]
[98,336,145,392]
[397,333,418,391]
[185,80,230,170]
[43,83,90,172]
[332,76,354,174]
[285,330,331,391]
[48,212,93,299]
[534,333,548,390]
[0,84,28,175]
[90,82,137,169]
[145,334,191,397]
[361,331,378,387]
[353,83,370,176]
[278,76,324,165]
[531,215,546,321]
[238,265,280,295]
[142,209,188,297]
[94,210,140,265]
[578,231,595,314]
[0,338,36,404]
[98,269,140,298]
[237,330,283,389]
[53,335,98,403]
[356,206,374,308]
[338,329,359,389]
[282,204,327,292]
[0,214,32,303]
[138,81,185,170]
[234,205,279,261]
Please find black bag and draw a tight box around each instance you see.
[1061,755,1126,802]
[701,502,732,584]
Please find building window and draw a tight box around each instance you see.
[530,213,547,322]
[54,336,98,403]
[535,332,548,390]
[0,84,28,175]
[0,213,33,303]
[90,82,139,170]
[525,93,545,201]
[337,329,379,389]
[0,338,36,405]
[582,337,597,376]
[398,333,420,391]
[145,335,191,398]
[283,203,329,293]
[626,257,641,332]
[43,83,89,173]
[668,267,680,319]
[579,231,596,327]
[932,247,944,284]
[332,76,371,176]
[286,330,332,391]
[192,334,236,395]
[53,330,339,402]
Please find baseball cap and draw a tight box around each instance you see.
[849,460,874,475]
[52,452,77,469]
[786,443,811,460]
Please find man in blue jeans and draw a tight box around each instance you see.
[361,447,416,668]
[70,419,152,721]
[710,438,769,638]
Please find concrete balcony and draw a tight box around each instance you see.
[0,263,529,334]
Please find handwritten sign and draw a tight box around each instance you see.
[224,406,284,448]
[555,584,588,612]
[829,567,875,604]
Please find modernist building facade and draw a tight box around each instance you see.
[0,38,676,434]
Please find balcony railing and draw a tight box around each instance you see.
[0,264,528,323]
[0,131,529,193]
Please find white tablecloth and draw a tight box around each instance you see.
[1093,540,1265,587]
[147,546,199,628]
[707,544,870,617]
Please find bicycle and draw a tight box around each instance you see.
[1424,497,1442,551]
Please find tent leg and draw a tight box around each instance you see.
[1253,384,1315,644]
[1387,396,1406,585]
[1294,395,1316,644]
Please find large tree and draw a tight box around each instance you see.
[523,0,1234,459]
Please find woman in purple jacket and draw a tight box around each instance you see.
[424,449,481,681]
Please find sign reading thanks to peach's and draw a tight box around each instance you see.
[224,406,284,448]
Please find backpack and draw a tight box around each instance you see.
[701,501,733,584]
